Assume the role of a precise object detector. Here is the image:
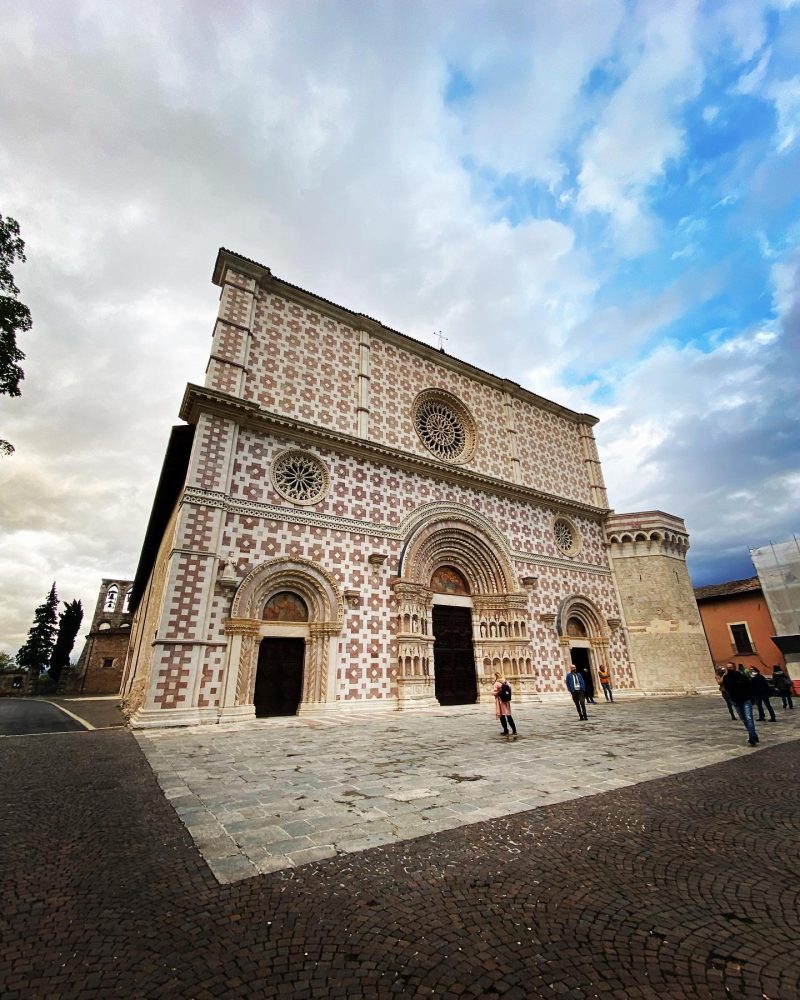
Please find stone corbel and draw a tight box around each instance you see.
[538,612,557,626]
[368,553,388,567]
[606,617,621,632]
[521,575,538,588]
[344,589,361,609]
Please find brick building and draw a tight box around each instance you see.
[121,248,712,728]
[65,579,133,695]
[694,577,785,674]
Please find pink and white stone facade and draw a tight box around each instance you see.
[121,249,708,728]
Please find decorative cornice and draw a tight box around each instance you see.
[180,383,608,518]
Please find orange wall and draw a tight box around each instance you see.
[697,592,785,673]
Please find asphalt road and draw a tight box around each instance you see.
[0,698,86,736]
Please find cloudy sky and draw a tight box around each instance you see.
[1,0,799,655]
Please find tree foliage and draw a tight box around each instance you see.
[50,599,84,684]
[17,583,58,674]
[1,213,31,456]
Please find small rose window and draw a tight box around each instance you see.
[270,449,330,505]
[554,517,581,556]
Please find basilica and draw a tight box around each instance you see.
[121,248,712,727]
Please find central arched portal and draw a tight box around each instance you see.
[393,506,529,710]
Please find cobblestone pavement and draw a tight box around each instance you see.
[136,695,800,882]
[1,715,798,999]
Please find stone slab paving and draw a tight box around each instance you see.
[136,694,800,883]
[3,720,800,997]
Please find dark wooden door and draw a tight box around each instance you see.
[254,637,305,717]
[432,605,477,705]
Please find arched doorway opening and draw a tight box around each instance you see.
[220,558,343,722]
[254,591,308,717]
[430,566,477,705]
[558,598,608,701]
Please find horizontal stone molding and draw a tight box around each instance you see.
[179,383,607,517]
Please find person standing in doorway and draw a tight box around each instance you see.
[566,664,588,721]
[750,667,776,722]
[598,664,613,702]
[579,664,596,704]
[772,664,794,710]
[493,671,517,737]
[722,661,759,747]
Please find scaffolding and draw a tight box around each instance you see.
[750,536,800,659]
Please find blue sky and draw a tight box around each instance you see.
[1,0,799,652]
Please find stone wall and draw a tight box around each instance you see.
[607,513,714,693]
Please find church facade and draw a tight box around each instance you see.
[121,248,712,728]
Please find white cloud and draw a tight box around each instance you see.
[576,0,702,252]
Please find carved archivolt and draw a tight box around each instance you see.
[231,556,344,627]
[399,503,519,594]
[555,594,607,639]
[226,557,344,709]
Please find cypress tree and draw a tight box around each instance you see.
[50,598,83,684]
[17,583,58,674]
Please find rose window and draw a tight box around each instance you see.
[270,450,330,505]
[554,517,580,556]
[413,390,476,463]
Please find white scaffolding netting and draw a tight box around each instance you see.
[750,537,800,636]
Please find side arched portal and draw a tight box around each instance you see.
[219,557,344,721]
[393,504,531,709]
[556,595,610,698]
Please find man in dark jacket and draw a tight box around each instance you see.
[750,667,776,722]
[722,662,759,746]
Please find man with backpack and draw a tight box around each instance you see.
[492,671,517,737]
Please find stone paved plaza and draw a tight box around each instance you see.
[136,695,800,883]
[2,697,799,998]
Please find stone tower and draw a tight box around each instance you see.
[606,512,714,692]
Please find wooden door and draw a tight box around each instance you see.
[254,637,305,717]
[432,605,477,705]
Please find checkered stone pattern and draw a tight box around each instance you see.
[163,553,214,644]
[529,561,633,694]
[179,503,217,552]
[245,292,359,434]
[219,274,255,328]
[229,428,610,565]
[153,644,193,710]
[206,320,247,395]
[512,400,593,505]
[192,414,236,491]
[218,506,403,701]
[368,339,510,478]
[197,645,227,708]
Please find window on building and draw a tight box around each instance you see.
[102,658,114,669]
[104,586,119,612]
[122,589,131,613]
[729,623,754,655]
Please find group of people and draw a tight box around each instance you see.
[716,661,794,747]
[492,663,615,733]
[492,660,796,743]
